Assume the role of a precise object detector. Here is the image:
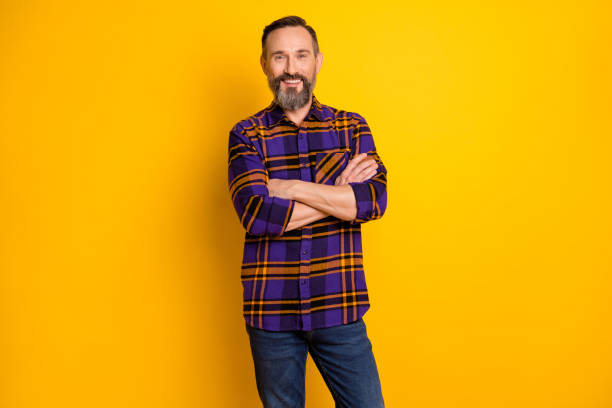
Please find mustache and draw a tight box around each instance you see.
[274,73,308,86]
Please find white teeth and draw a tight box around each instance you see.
[284,79,301,83]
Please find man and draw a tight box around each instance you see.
[227,15,387,408]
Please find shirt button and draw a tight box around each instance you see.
[301,281,306,285]
[302,250,307,254]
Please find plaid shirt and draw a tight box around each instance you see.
[227,94,388,331]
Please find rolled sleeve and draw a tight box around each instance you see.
[347,114,388,225]
[228,124,296,236]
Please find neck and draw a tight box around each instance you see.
[283,95,313,127]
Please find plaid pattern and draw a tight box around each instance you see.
[227,94,387,331]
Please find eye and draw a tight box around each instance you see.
[298,54,307,59]
[274,55,284,61]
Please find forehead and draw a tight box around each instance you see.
[265,26,314,54]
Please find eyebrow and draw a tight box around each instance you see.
[270,49,312,55]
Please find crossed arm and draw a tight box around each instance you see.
[285,202,329,231]
[267,153,377,231]
[228,116,387,236]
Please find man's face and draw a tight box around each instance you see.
[261,26,323,111]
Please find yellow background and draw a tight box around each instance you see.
[2,1,610,406]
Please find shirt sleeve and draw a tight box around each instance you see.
[228,124,296,236]
[347,114,388,225]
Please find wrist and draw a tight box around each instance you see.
[288,179,304,200]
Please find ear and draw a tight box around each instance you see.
[315,52,323,75]
[260,54,267,75]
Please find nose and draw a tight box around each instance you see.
[284,55,297,76]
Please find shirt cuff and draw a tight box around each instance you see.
[277,197,296,235]
[348,181,373,224]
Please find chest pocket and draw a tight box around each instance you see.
[314,149,350,185]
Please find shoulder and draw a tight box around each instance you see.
[228,105,277,150]
[317,100,368,126]
[230,113,260,136]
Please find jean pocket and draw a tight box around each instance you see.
[314,149,349,185]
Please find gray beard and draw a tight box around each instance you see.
[268,74,316,111]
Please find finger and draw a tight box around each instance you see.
[344,153,368,175]
[335,171,346,185]
[339,154,373,184]
[352,158,378,176]
[343,154,371,179]
[353,166,378,182]
[337,154,363,182]
[365,168,378,180]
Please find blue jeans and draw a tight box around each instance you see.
[245,318,385,408]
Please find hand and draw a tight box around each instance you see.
[335,153,379,186]
[267,178,298,200]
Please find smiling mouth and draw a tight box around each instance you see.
[282,79,302,86]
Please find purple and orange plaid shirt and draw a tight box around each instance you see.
[227,94,388,331]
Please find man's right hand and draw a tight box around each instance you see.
[334,153,379,186]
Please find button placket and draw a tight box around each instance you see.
[297,125,312,330]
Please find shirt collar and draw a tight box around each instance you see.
[266,93,327,125]
[310,94,326,121]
